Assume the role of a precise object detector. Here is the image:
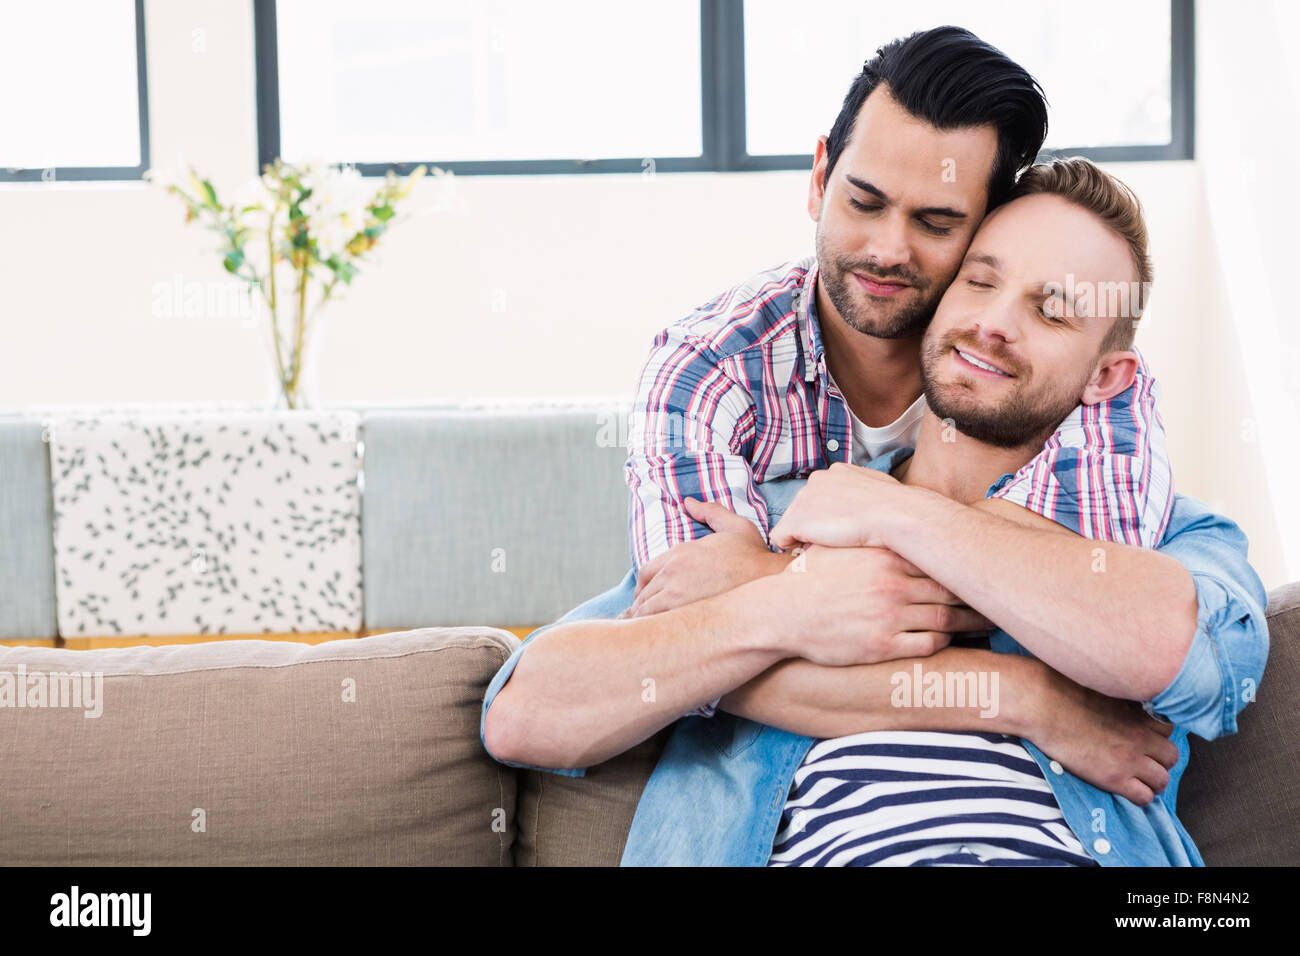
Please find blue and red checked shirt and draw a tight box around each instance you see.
[624,255,1174,570]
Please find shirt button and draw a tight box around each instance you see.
[826,439,840,452]
[1093,838,1112,855]
[1049,760,1064,775]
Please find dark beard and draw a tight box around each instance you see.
[920,338,1084,450]
[816,234,941,340]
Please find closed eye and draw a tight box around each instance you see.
[1040,298,1069,322]
[849,198,953,235]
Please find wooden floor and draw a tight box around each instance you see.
[1,625,538,650]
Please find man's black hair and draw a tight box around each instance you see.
[824,25,1049,211]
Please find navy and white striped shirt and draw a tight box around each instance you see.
[768,731,1099,867]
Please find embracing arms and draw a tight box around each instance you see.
[766,463,1268,739]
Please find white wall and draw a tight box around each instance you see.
[1190,0,1300,591]
[0,0,1292,588]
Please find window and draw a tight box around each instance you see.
[0,0,150,182]
[742,0,1192,165]
[257,0,709,174]
[255,0,1192,176]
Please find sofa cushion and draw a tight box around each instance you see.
[0,627,518,865]
[361,406,631,629]
[515,728,671,866]
[47,412,363,637]
[1178,582,1300,865]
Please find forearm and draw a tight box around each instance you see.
[885,492,1196,700]
[718,647,1040,739]
[485,576,788,769]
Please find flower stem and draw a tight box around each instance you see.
[286,256,309,408]
[267,210,289,406]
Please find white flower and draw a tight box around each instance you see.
[300,163,371,262]
[233,175,268,213]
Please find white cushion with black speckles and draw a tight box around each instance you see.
[48,412,363,637]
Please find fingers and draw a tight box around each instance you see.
[879,630,953,660]
[684,496,753,535]
[900,575,970,608]
[1146,731,1179,768]
[1136,755,1171,797]
[769,517,799,551]
[630,591,670,618]
[1146,715,1176,739]
[635,551,670,596]
[628,574,666,618]
[894,603,993,635]
[1121,779,1156,807]
[891,554,932,578]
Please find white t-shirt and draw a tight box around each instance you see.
[828,368,927,464]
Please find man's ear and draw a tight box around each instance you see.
[808,135,830,222]
[1079,350,1138,405]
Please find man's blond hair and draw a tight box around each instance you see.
[1007,156,1153,353]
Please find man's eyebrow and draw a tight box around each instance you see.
[844,174,968,219]
[966,252,1003,272]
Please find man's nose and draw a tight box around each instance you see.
[970,295,1022,346]
[862,212,910,273]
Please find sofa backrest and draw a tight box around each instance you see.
[0,627,520,865]
[361,405,631,629]
[0,404,633,640]
[1177,581,1300,866]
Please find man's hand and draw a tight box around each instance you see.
[766,543,994,666]
[1024,664,1180,806]
[770,461,917,551]
[625,497,790,618]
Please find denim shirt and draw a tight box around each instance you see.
[481,447,1270,867]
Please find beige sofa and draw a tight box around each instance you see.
[2,583,1297,866]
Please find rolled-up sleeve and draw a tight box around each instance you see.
[1145,494,1269,740]
[480,622,588,777]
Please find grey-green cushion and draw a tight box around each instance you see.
[361,407,630,629]
[0,420,57,638]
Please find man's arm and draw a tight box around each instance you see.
[770,463,1196,700]
[718,647,1180,806]
[483,547,983,770]
[485,580,786,770]
[899,493,1197,701]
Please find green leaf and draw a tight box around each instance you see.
[372,205,395,222]
[201,179,218,206]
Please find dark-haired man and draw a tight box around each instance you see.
[481,29,1266,865]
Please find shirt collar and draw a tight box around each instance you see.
[795,257,826,383]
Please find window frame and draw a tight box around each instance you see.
[253,0,1194,177]
[0,0,151,183]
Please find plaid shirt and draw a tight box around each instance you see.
[625,255,1174,569]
